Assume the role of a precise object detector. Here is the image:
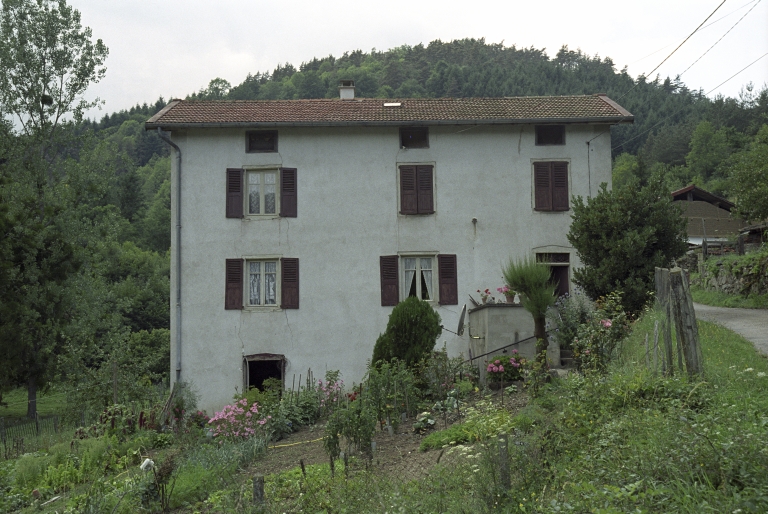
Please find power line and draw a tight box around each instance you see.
[627,0,758,66]
[679,0,762,77]
[616,0,728,102]
[611,52,768,152]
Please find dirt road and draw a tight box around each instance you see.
[693,302,768,357]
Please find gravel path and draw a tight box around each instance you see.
[693,302,768,357]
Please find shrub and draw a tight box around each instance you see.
[208,399,271,439]
[567,177,688,315]
[547,289,595,351]
[485,350,526,382]
[372,296,442,367]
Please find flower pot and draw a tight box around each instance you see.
[505,295,514,304]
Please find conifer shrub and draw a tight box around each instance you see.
[372,296,442,367]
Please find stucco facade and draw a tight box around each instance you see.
[147,96,630,414]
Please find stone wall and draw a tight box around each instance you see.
[699,252,768,296]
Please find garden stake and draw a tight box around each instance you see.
[253,475,265,505]
[329,455,335,477]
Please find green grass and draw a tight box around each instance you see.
[690,283,768,309]
[1,386,69,422]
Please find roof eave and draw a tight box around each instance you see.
[145,115,634,131]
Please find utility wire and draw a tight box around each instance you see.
[627,0,758,66]
[679,0,762,77]
[612,51,768,152]
[616,0,728,102]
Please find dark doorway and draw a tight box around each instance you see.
[549,266,570,297]
[244,355,284,391]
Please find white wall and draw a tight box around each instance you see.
[168,123,613,414]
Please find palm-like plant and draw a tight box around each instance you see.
[502,257,556,361]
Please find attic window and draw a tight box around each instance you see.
[246,130,278,153]
[384,102,402,107]
[535,125,565,146]
[400,127,428,149]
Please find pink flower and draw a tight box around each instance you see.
[498,365,504,372]
[601,319,612,328]
[584,349,590,354]
[494,360,500,365]
[512,349,518,354]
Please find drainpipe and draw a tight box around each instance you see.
[157,128,183,383]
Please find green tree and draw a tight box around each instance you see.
[502,257,556,360]
[372,296,442,367]
[729,124,768,222]
[0,0,107,137]
[567,178,688,315]
[686,121,731,182]
[0,0,108,417]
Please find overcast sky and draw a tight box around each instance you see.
[68,0,768,119]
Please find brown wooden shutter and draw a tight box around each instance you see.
[280,258,299,309]
[225,259,244,309]
[416,165,434,214]
[279,167,297,217]
[533,162,552,211]
[380,255,399,306]
[552,162,569,211]
[437,254,458,305]
[399,166,418,215]
[226,168,244,218]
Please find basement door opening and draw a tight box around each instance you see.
[243,354,285,391]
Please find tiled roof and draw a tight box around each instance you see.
[145,95,633,129]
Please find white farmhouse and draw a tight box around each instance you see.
[145,85,633,414]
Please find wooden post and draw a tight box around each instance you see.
[738,234,745,256]
[252,475,265,505]
[498,435,510,491]
[655,267,675,376]
[669,267,703,376]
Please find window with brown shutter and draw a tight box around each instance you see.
[226,168,244,218]
[280,168,297,217]
[399,165,434,215]
[225,259,244,309]
[533,161,569,212]
[437,254,458,305]
[281,258,299,309]
[380,256,399,306]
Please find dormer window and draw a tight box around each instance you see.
[400,127,428,149]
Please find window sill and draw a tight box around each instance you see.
[244,215,282,221]
[243,305,282,313]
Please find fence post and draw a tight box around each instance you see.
[35,412,40,436]
[253,474,265,505]
[738,234,745,256]
[655,267,675,375]
[498,435,510,492]
[669,267,703,377]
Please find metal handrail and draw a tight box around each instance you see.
[465,332,551,364]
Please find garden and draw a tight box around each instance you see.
[2,287,768,512]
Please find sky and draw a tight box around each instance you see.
[68,0,768,119]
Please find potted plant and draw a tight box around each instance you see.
[497,285,516,303]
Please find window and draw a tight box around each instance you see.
[248,170,278,215]
[248,260,278,306]
[243,354,285,391]
[535,125,565,145]
[246,130,278,152]
[379,254,457,306]
[399,165,434,215]
[533,161,569,211]
[226,168,297,218]
[400,127,428,149]
[404,257,434,300]
[225,257,299,309]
